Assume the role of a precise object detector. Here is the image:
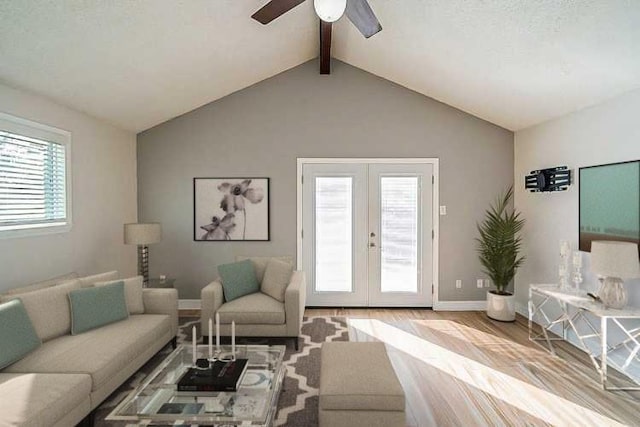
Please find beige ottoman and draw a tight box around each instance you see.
[319,341,405,427]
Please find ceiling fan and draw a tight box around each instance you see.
[252,0,382,74]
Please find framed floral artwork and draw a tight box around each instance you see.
[193,177,270,241]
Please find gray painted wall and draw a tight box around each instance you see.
[137,60,513,300]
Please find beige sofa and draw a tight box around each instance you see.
[201,256,305,350]
[0,271,178,427]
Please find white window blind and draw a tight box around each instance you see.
[0,122,69,233]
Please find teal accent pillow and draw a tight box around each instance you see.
[0,299,41,369]
[69,281,128,335]
[218,259,260,302]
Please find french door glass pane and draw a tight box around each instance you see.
[315,177,353,292]
[380,177,419,292]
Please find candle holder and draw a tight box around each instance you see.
[206,317,220,363]
[206,349,222,363]
[207,317,237,362]
[217,352,236,362]
[194,358,212,370]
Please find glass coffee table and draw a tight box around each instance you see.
[107,344,286,426]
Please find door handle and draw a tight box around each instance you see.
[369,242,376,247]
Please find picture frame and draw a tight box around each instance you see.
[578,160,639,253]
[193,177,270,241]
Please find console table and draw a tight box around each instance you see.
[528,284,640,391]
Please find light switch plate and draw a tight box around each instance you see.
[477,279,483,288]
[439,205,447,215]
[456,279,462,289]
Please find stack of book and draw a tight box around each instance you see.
[177,359,249,393]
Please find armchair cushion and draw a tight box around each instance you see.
[217,292,285,325]
[236,256,294,283]
[218,260,260,302]
[261,258,293,302]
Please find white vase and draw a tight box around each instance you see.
[486,290,516,322]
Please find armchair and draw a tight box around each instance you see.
[201,257,306,350]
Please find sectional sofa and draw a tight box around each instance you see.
[0,271,178,427]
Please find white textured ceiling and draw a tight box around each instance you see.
[0,1,318,132]
[1,1,639,132]
[334,0,640,130]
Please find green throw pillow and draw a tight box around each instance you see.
[69,281,129,335]
[0,299,41,369]
[218,259,260,302]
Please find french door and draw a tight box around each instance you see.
[300,160,435,307]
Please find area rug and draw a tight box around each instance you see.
[95,316,349,426]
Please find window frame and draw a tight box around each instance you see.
[0,112,72,239]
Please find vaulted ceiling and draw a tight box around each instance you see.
[1,1,639,133]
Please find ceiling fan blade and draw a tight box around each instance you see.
[346,0,382,38]
[320,20,332,74]
[251,0,307,24]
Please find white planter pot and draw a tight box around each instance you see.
[486,291,515,322]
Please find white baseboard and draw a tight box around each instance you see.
[433,300,486,311]
[179,299,201,310]
[181,298,487,311]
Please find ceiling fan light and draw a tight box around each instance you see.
[314,0,346,22]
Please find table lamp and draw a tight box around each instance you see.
[590,241,640,309]
[124,223,162,286]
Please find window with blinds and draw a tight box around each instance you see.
[0,114,70,235]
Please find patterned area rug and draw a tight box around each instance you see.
[95,316,349,426]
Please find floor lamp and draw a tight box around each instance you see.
[124,223,162,287]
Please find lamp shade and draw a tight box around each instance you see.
[124,223,162,245]
[590,241,640,279]
[314,0,346,22]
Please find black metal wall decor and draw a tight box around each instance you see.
[525,166,571,192]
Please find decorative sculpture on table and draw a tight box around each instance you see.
[571,250,583,293]
[559,240,571,291]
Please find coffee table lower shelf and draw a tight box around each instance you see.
[107,344,286,426]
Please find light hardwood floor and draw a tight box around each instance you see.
[181,308,640,426]
[306,308,640,427]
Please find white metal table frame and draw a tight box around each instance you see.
[528,284,640,391]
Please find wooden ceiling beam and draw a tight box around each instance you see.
[320,20,332,74]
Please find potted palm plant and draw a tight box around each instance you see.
[476,187,525,322]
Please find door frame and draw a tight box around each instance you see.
[296,158,440,307]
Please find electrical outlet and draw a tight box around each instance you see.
[484,279,491,288]
[477,279,483,288]
[455,279,462,289]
